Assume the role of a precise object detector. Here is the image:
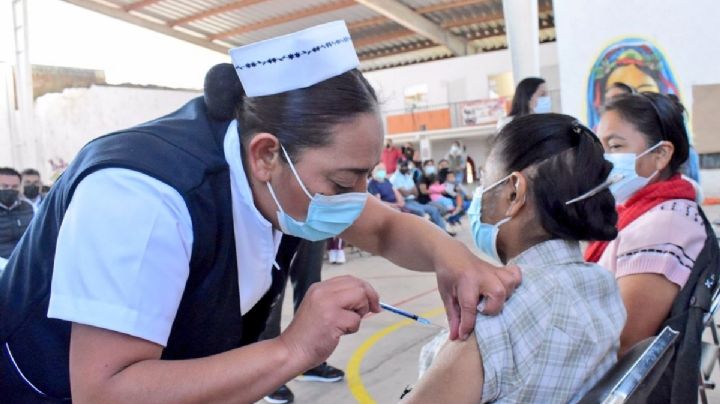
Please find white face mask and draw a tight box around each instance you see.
[534,96,552,114]
[604,142,664,204]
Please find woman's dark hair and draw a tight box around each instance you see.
[492,114,617,241]
[204,63,378,161]
[509,77,545,117]
[603,92,689,174]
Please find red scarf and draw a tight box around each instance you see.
[585,174,696,262]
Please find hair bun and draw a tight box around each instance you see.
[203,63,244,121]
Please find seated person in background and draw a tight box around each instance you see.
[417,160,449,215]
[368,163,404,210]
[588,92,712,356]
[402,114,626,404]
[428,173,455,212]
[390,162,448,231]
[441,170,470,225]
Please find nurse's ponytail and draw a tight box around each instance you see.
[202,62,378,161]
[203,63,245,121]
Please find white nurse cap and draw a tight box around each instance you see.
[229,20,360,97]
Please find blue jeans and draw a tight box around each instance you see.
[403,200,446,228]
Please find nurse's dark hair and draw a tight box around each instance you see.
[509,77,545,117]
[603,92,689,174]
[203,63,378,161]
[492,114,617,241]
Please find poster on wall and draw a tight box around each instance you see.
[459,98,507,126]
[587,37,680,128]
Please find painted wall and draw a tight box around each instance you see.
[364,42,559,114]
[0,85,200,178]
[553,0,720,124]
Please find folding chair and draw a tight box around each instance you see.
[699,287,720,403]
[579,326,679,404]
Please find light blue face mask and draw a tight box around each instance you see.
[468,174,513,264]
[266,145,369,241]
[534,96,552,114]
[604,142,663,204]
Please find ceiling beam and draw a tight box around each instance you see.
[440,2,552,30]
[169,0,268,27]
[354,0,469,55]
[352,13,505,49]
[359,42,442,61]
[124,0,162,12]
[353,28,416,48]
[358,20,510,62]
[441,12,503,29]
[62,0,229,53]
[210,0,356,40]
[419,0,490,14]
[348,16,387,31]
[350,0,490,32]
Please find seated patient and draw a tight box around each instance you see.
[402,114,627,404]
[588,93,711,356]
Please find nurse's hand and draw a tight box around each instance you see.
[434,241,521,341]
[278,275,380,369]
[342,197,521,342]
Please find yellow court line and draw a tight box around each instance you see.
[346,307,446,404]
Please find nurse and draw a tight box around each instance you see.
[0,21,519,402]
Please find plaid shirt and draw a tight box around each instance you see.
[476,239,626,403]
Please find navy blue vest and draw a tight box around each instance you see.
[0,97,297,400]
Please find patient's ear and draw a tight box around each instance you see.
[505,172,527,217]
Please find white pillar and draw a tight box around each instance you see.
[11,0,38,171]
[502,0,541,85]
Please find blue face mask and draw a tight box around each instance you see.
[468,174,513,264]
[604,142,662,204]
[534,96,552,114]
[266,145,369,241]
[374,170,387,181]
[424,166,436,175]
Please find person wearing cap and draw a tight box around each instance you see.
[0,21,519,403]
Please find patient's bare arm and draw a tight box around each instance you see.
[400,332,484,404]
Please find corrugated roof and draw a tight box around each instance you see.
[62,0,556,71]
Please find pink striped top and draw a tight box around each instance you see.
[598,199,707,288]
[428,183,446,202]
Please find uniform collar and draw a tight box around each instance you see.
[223,120,272,229]
[223,119,282,315]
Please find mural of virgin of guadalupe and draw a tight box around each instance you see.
[587,37,680,129]
[587,37,700,184]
